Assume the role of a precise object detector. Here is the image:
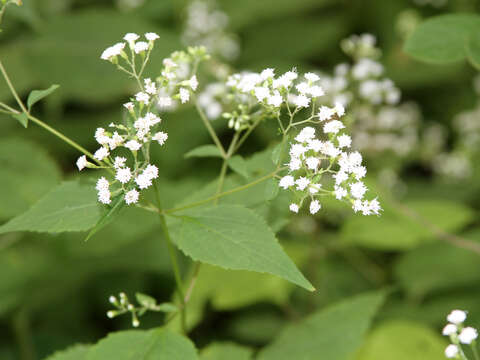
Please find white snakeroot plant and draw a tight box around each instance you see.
[442,310,480,359]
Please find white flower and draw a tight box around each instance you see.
[124,33,140,43]
[352,199,364,213]
[361,198,382,215]
[334,171,349,185]
[445,344,459,359]
[100,43,125,61]
[295,127,316,143]
[135,174,152,189]
[308,85,324,97]
[334,102,345,117]
[352,166,367,179]
[442,324,457,336]
[309,183,321,194]
[334,186,348,200]
[94,147,109,161]
[158,96,173,108]
[305,157,320,170]
[134,41,149,54]
[305,72,320,82]
[153,131,168,145]
[179,88,190,103]
[290,144,308,158]
[123,102,134,111]
[95,128,110,145]
[109,132,124,150]
[296,82,309,94]
[293,95,310,108]
[307,139,323,152]
[125,189,139,205]
[309,200,321,214]
[98,189,111,205]
[115,167,132,184]
[295,177,310,191]
[145,32,159,41]
[318,106,336,121]
[114,156,127,169]
[447,310,467,325]
[135,92,150,104]
[144,164,159,179]
[279,175,295,189]
[350,181,367,199]
[76,155,87,171]
[268,91,283,107]
[288,158,302,171]
[261,68,275,80]
[254,87,270,102]
[189,75,199,91]
[459,327,478,344]
[96,177,109,191]
[125,140,142,151]
[337,134,352,148]
[144,79,157,95]
[289,203,299,213]
[323,120,345,134]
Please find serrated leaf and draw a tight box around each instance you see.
[356,321,447,360]
[44,344,90,360]
[170,205,314,291]
[184,145,223,159]
[404,14,480,65]
[85,195,124,241]
[257,291,387,360]
[227,155,249,179]
[86,328,198,360]
[200,342,253,360]
[0,181,101,234]
[27,84,60,110]
[10,112,28,127]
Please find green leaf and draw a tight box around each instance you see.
[135,292,157,308]
[200,342,253,360]
[466,31,480,70]
[44,345,90,360]
[85,195,124,241]
[10,112,28,127]
[257,291,387,360]
[0,181,101,234]
[156,303,178,313]
[0,138,61,219]
[404,14,480,65]
[228,155,249,179]
[27,84,60,110]
[264,178,279,201]
[356,321,447,360]
[171,205,314,291]
[86,328,198,360]
[184,145,223,159]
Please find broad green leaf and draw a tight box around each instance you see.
[257,291,387,360]
[171,205,314,291]
[85,195,125,241]
[184,145,223,159]
[200,342,253,360]
[44,345,90,360]
[0,181,101,234]
[10,112,28,127]
[86,328,198,360]
[404,14,480,64]
[466,31,480,70]
[228,155,249,179]
[341,200,474,251]
[356,321,447,360]
[264,178,279,201]
[0,138,61,219]
[27,84,60,110]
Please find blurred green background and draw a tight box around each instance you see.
[1,0,480,359]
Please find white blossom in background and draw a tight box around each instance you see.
[442,309,479,359]
[78,33,208,206]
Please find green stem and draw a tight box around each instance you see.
[194,95,227,158]
[12,309,35,360]
[0,59,28,114]
[472,342,480,360]
[152,180,186,333]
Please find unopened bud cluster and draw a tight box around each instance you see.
[442,310,478,359]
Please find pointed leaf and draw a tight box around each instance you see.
[171,205,314,291]
[184,145,223,159]
[11,112,28,127]
[27,84,60,110]
[135,292,157,308]
[85,195,124,241]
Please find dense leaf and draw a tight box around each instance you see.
[184,145,223,159]
[27,84,60,110]
[356,321,446,360]
[170,205,314,291]
[0,181,101,234]
[86,328,198,360]
[257,291,387,360]
[200,342,253,360]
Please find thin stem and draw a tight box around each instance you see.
[152,180,186,333]
[12,309,35,360]
[193,95,227,158]
[0,59,28,114]
[234,115,264,153]
[184,262,201,303]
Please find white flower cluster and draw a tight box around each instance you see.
[280,125,381,216]
[442,310,478,358]
[78,33,207,206]
[182,0,240,61]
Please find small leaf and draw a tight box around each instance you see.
[200,342,253,360]
[170,205,314,291]
[227,155,249,179]
[264,178,279,201]
[257,291,387,360]
[11,112,28,128]
[0,181,101,234]
[135,292,157,308]
[85,195,125,241]
[156,303,178,313]
[27,84,60,110]
[185,145,223,159]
